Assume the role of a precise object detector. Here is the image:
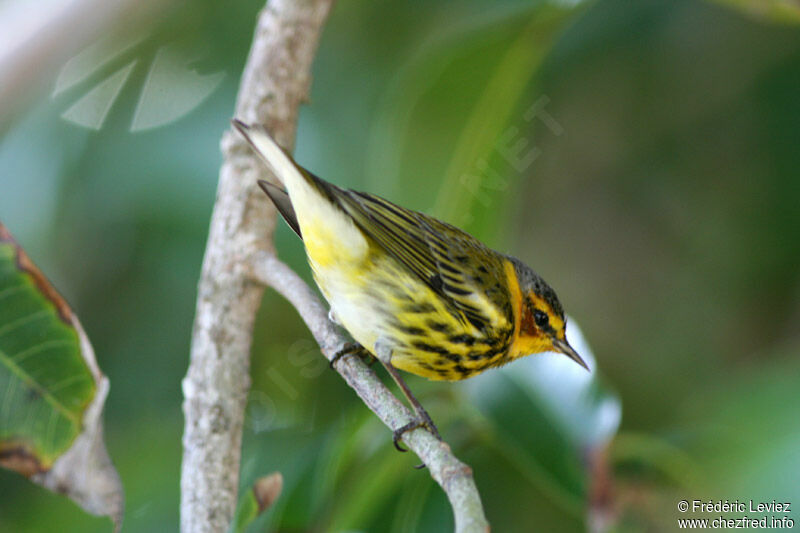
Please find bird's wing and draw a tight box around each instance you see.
[334,189,513,334]
[235,119,513,334]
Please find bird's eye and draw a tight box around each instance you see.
[533,309,549,327]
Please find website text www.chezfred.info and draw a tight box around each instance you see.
[677,500,794,529]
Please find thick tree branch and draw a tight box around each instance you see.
[182,0,489,531]
[180,1,333,532]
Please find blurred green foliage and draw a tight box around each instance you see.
[0,0,798,531]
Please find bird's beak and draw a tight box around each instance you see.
[552,338,590,371]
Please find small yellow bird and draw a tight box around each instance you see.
[233,120,587,449]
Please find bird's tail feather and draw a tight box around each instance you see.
[233,119,353,243]
[231,119,310,191]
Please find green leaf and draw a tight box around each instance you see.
[682,354,800,507]
[462,320,621,515]
[431,7,572,233]
[366,3,583,245]
[324,440,410,532]
[0,222,122,529]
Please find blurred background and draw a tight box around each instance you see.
[1,0,799,531]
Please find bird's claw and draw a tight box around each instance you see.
[329,342,376,369]
[392,411,442,453]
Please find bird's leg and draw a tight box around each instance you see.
[329,342,376,369]
[374,340,442,452]
[384,363,442,452]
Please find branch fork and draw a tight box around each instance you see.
[181,1,489,531]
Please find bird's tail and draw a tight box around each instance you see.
[232,119,359,248]
[231,119,312,191]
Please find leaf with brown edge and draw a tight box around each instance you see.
[0,222,123,531]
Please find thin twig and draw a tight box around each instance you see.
[250,254,489,533]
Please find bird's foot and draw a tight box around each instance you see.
[392,407,442,453]
[329,342,375,369]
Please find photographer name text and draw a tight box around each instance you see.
[690,501,791,514]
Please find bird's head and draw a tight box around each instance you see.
[505,256,588,371]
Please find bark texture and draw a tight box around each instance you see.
[182,1,490,531]
[180,1,334,531]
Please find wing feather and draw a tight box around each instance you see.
[234,118,514,336]
[329,189,511,334]
[258,180,302,239]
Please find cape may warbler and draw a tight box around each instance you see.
[233,120,587,449]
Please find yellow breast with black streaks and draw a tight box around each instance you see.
[307,237,516,381]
